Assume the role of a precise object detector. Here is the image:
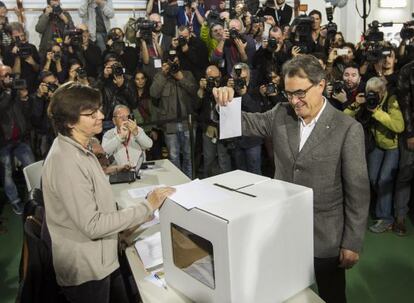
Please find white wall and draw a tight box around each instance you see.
[2,0,413,48]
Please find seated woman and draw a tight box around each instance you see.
[42,82,175,302]
[344,77,404,233]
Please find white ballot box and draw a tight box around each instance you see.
[160,170,314,303]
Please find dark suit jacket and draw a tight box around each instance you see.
[241,101,370,258]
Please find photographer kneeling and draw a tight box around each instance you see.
[344,77,404,233]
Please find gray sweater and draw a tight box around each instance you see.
[79,0,114,41]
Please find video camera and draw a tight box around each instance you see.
[363,20,393,63]
[64,28,83,47]
[325,4,337,38]
[134,18,157,42]
[400,21,414,40]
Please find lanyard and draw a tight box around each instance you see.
[122,132,131,163]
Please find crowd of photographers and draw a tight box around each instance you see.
[1,0,414,235]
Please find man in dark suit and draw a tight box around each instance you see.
[213,55,370,303]
[258,0,292,28]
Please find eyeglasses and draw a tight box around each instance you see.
[80,107,103,119]
[282,84,315,101]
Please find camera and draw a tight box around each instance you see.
[325,4,337,37]
[178,35,187,47]
[107,32,125,54]
[111,63,124,77]
[167,50,180,74]
[53,52,61,61]
[64,28,83,47]
[51,5,63,16]
[267,37,278,50]
[229,28,241,40]
[290,15,313,54]
[265,83,278,95]
[363,20,393,63]
[206,76,219,92]
[365,91,380,110]
[251,15,266,24]
[206,9,223,26]
[15,37,32,59]
[134,18,157,42]
[46,83,59,93]
[400,21,414,40]
[12,78,27,90]
[233,65,246,92]
[75,67,87,80]
[332,80,345,94]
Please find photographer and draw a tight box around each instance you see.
[330,62,365,111]
[0,1,13,49]
[102,105,153,167]
[344,77,404,234]
[65,24,102,79]
[211,18,256,75]
[198,65,232,177]
[200,13,224,57]
[177,0,205,37]
[0,64,34,215]
[35,0,73,58]
[227,62,263,175]
[99,60,135,131]
[79,0,114,52]
[67,59,90,86]
[31,71,59,158]
[326,42,356,80]
[171,25,208,81]
[149,51,198,178]
[258,65,286,111]
[41,43,68,84]
[102,27,140,76]
[3,22,40,94]
[141,13,172,79]
[397,21,414,68]
[253,25,289,85]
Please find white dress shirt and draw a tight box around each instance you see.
[299,98,327,152]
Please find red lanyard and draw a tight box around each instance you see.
[122,132,131,163]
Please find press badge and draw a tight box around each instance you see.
[154,59,162,68]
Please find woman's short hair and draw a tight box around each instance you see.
[366,77,387,94]
[282,54,326,85]
[48,82,102,137]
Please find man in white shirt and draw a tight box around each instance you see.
[213,54,370,303]
[102,105,153,167]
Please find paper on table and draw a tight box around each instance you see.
[219,97,242,139]
[135,232,163,269]
[128,184,166,199]
[169,179,230,209]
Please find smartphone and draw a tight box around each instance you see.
[337,48,348,56]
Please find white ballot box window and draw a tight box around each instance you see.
[171,223,215,289]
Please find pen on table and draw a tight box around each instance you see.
[154,273,167,290]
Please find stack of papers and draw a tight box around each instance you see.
[135,232,163,269]
[128,184,166,199]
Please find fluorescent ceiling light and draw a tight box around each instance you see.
[379,0,407,8]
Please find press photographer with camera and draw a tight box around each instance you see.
[177,0,205,37]
[199,10,225,57]
[0,64,35,215]
[211,18,256,75]
[35,0,73,58]
[258,65,286,110]
[3,22,40,94]
[41,43,68,84]
[149,50,198,178]
[227,62,263,175]
[198,65,232,177]
[103,27,140,76]
[171,25,208,81]
[102,104,153,167]
[140,13,172,79]
[67,59,90,86]
[64,24,103,79]
[330,62,366,111]
[344,77,404,234]
[79,0,114,52]
[326,42,356,80]
[397,20,414,68]
[31,71,60,158]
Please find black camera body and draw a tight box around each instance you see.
[53,52,61,61]
[267,37,278,50]
[332,80,345,94]
[206,76,219,92]
[290,15,313,54]
[51,5,63,16]
[251,15,266,24]
[234,78,246,92]
[111,63,124,77]
[134,18,157,42]
[178,35,187,47]
[363,21,393,63]
[47,83,58,93]
[206,9,223,26]
[365,91,380,110]
[400,21,414,40]
[13,78,27,90]
[229,28,245,43]
[16,40,32,59]
[107,32,126,54]
[76,67,87,80]
[265,83,277,95]
[64,28,83,47]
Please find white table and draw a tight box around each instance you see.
[112,160,324,303]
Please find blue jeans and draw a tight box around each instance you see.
[202,133,232,178]
[0,142,35,204]
[164,124,193,178]
[368,147,399,224]
[233,145,262,175]
[95,32,107,53]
